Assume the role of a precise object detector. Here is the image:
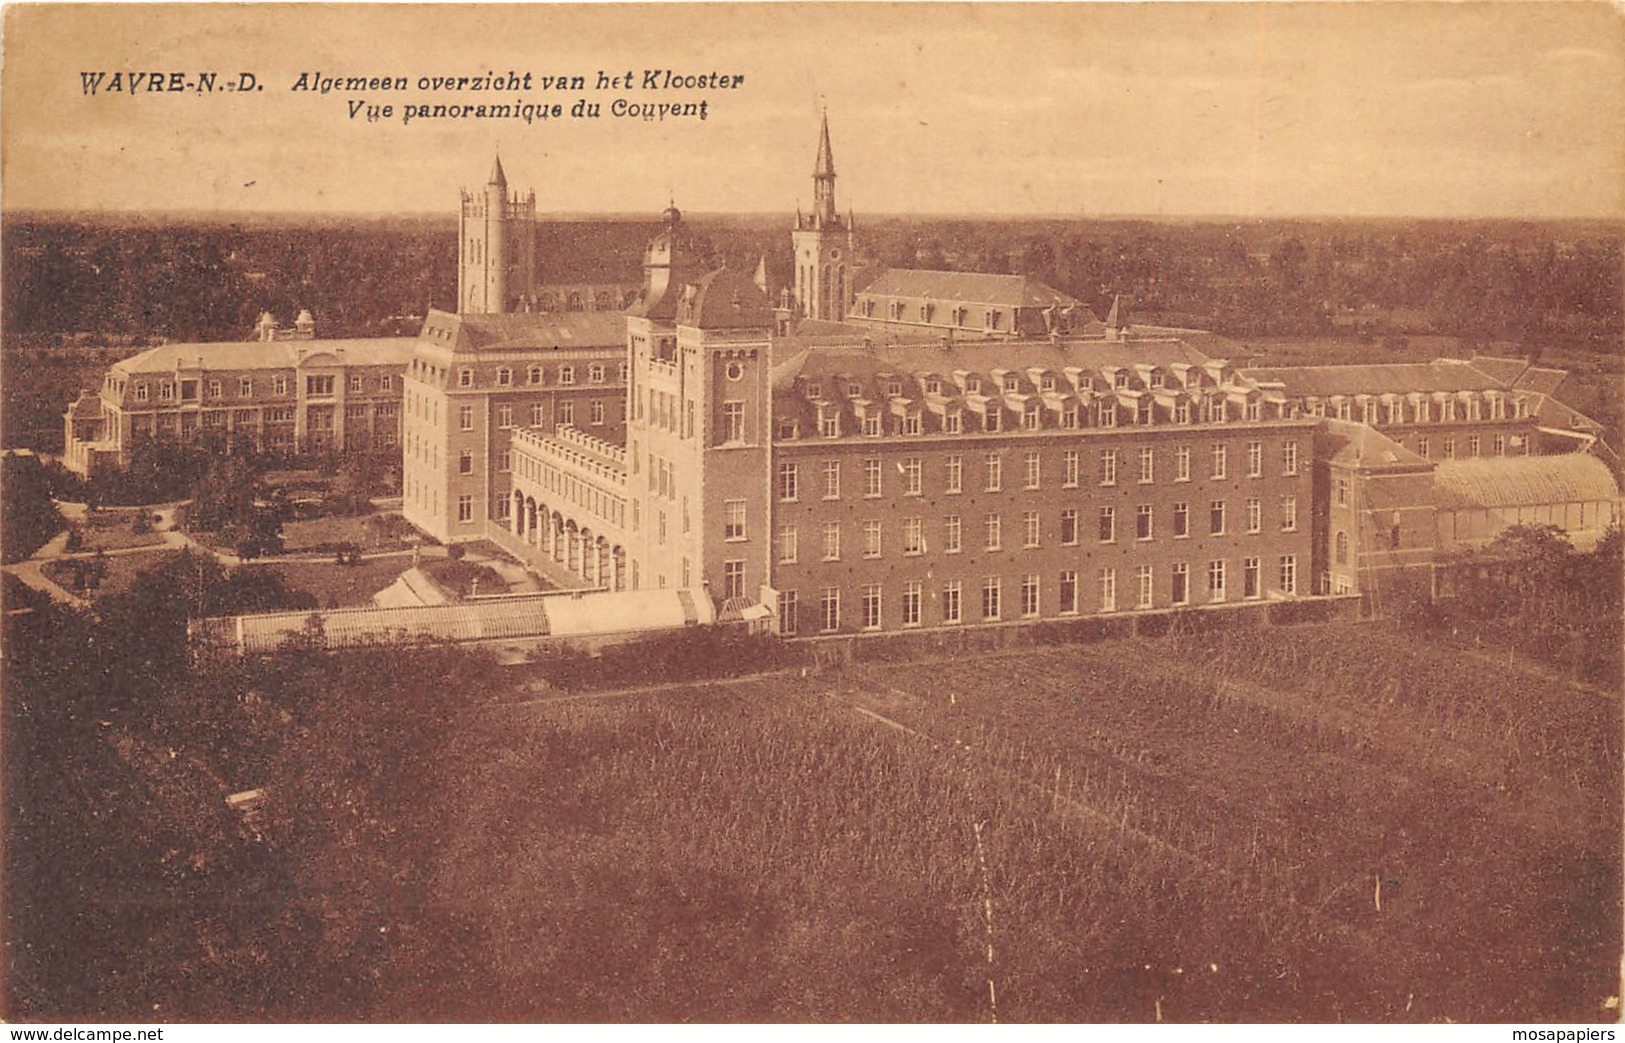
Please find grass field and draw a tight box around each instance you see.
[248,555,410,608]
[374,619,1619,1023]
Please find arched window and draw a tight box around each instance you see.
[568,292,584,312]
[1335,530,1349,565]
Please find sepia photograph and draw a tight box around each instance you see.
[1,1,1621,1027]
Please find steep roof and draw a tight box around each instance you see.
[417,309,624,353]
[856,269,1081,310]
[1464,355,1530,385]
[1241,360,1506,398]
[813,111,835,178]
[1433,453,1619,510]
[1513,365,1568,397]
[1322,418,1431,469]
[489,153,507,188]
[676,268,775,330]
[112,337,417,374]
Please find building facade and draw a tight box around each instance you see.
[62,315,414,477]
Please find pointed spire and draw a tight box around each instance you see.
[753,255,769,294]
[1105,294,1126,328]
[813,109,836,178]
[488,152,508,188]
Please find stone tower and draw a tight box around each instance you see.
[792,113,854,321]
[459,154,537,314]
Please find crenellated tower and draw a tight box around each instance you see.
[459,154,537,314]
[792,112,854,321]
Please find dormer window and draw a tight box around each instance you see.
[807,381,822,399]
[862,412,881,437]
[158,382,175,401]
[847,382,862,398]
[529,365,543,385]
[925,377,942,395]
[966,377,982,394]
[458,368,474,388]
[776,417,798,440]
[1149,369,1165,389]
[497,367,513,387]
[887,379,903,398]
[1002,373,1020,394]
[944,410,962,434]
[1040,373,1056,392]
[820,412,840,438]
[1114,371,1129,390]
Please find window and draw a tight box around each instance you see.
[1279,555,1298,596]
[725,500,747,540]
[496,449,511,473]
[1246,497,1262,534]
[1021,575,1040,618]
[864,520,883,558]
[777,524,798,564]
[1443,437,1456,460]
[1063,449,1079,488]
[458,450,473,475]
[1059,570,1079,614]
[1282,496,1298,532]
[1171,562,1190,606]
[1175,445,1191,482]
[721,560,747,600]
[1099,506,1115,543]
[206,379,222,398]
[528,365,543,385]
[862,412,881,437]
[944,515,962,554]
[945,455,963,494]
[1210,500,1226,536]
[942,581,962,625]
[1136,504,1153,541]
[459,405,474,431]
[1136,565,1154,608]
[778,462,799,501]
[273,375,288,396]
[457,495,473,523]
[855,458,879,498]
[1138,446,1154,484]
[724,401,745,442]
[1024,510,1040,548]
[902,580,922,627]
[1173,502,1190,539]
[984,513,1002,551]
[860,585,882,629]
[1062,403,1079,429]
[560,366,576,385]
[1100,449,1117,486]
[985,452,1002,492]
[531,403,546,426]
[1468,434,1481,458]
[902,411,921,436]
[778,590,799,636]
[591,400,606,425]
[458,368,474,388]
[1051,508,1076,547]
[1099,568,1116,612]
[1335,476,1349,506]
[1493,433,1506,456]
[1247,441,1262,478]
[1208,559,1226,602]
[823,521,841,561]
[943,410,962,434]
[497,404,513,429]
[239,377,253,396]
[823,461,840,499]
[1024,450,1041,489]
[160,381,176,402]
[589,363,606,384]
[982,577,1001,620]
[1282,440,1299,476]
[1211,443,1227,479]
[1335,530,1349,565]
[136,383,149,401]
[902,457,922,496]
[820,588,841,632]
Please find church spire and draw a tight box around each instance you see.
[488,151,508,189]
[811,110,839,227]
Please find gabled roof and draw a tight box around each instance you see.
[1241,360,1506,398]
[855,269,1081,310]
[417,309,624,353]
[1433,453,1619,511]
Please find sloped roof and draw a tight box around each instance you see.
[1513,366,1568,397]
[1322,418,1431,469]
[1241,360,1506,397]
[113,337,418,374]
[417,309,624,353]
[856,269,1080,310]
[1465,355,1530,385]
[677,268,775,330]
[1433,453,1619,511]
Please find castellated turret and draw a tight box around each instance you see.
[459,153,537,314]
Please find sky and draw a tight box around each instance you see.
[3,2,1623,219]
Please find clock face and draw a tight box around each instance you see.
[830,250,841,260]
